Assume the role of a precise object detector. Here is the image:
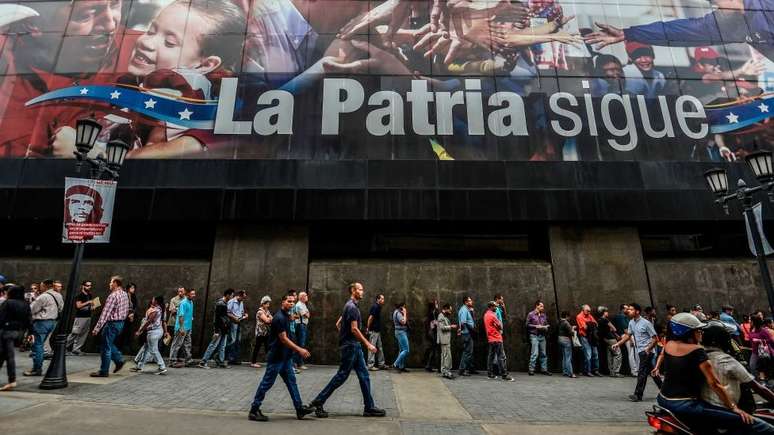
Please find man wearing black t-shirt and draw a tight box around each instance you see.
[308,282,386,418]
[366,294,387,370]
[66,281,93,355]
[248,293,314,422]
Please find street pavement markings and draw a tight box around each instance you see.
[391,372,472,421]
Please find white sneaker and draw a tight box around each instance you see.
[156,368,168,375]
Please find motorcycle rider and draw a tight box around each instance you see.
[657,313,774,433]
[700,320,774,414]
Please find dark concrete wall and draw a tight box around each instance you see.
[202,224,309,361]
[0,257,211,353]
[647,259,772,316]
[549,226,653,313]
[306,259,555,369]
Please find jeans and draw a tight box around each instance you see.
[0,330,20,383]
[459,333,474,372]
[226,323,241,363]
[367,331,385,368]
[66,317,91,353]
[251,358,303,411]
[605,338,622,375]
[579,336,599,374]
[529,334,548,372]
[487,342,507,376]
[201,331,228,364]
[31,319,56,372]
[393,330,410,369]
[137,329,165,370]
[558,336,573,376]
[634,351,662,398]
[99,321,125,375]
[657,396,774,434]
[313,343,375,410]
[293,323,308,366]
[169,330,192,363]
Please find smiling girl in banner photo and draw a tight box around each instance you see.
[49,0,246,159]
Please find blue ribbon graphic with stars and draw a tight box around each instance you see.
[706,95,774,134]
[25,85,218,130]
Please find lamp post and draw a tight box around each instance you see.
[40,118,130,390]
[703,150,774,316]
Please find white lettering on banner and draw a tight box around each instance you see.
[322,78,364,134]
[212,77,711,147]
[676,95,709,139]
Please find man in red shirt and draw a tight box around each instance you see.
[484,301,514,382]
[0,0,138,158]
[576,304,601,377]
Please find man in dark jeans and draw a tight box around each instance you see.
[248,293,314,422]
[613,303,662,402]
[308,282,386,418]
[458,296,476,376]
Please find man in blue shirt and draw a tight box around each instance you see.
[169,289,196,368]
[720,305,742,338]
[612,303,662,402]
[226,290,248,365]
[458,295,477,377]
[585,0,774,62]
[248,293,314,422]
[308,282,386,418]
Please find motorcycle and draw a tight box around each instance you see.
[646,405,774,434]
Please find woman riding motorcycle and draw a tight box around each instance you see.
[657,313,774,434]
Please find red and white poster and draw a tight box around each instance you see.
[62,177,117,244]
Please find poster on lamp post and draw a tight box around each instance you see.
[62,177,117,244]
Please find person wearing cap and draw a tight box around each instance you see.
[621,41,666,99]
[251,295,273,368]
[656,312,774,433]
[719,305,742,338]
[612,303,661,402]
[198,288,234,369]
[585,0,774,63]
[701,320,774,413]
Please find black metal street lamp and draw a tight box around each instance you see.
[40,119,129,390]
[704,150,774,316]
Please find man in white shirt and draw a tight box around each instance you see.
[293,292,310,370]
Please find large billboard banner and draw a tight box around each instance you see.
[1,0,774,162]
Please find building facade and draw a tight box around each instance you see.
[1,0,773,367]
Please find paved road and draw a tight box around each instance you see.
[2,354,654,434]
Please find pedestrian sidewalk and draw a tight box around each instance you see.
[2,354,654,434]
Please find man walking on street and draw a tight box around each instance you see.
[458,296,477,376]
[614,304,637,376]
[90,276,129,377]
[226,290,248,365]
[308,282,386,418]
[485,301,514,381]
[366,294,387,370]
[437,303,457,379]
[293,292,310,370]
[199,288,234,369]
[248,293,314,422]
[167,286,185,338]
[526,300,551,376]
[66,280,93,356]
[23,279,63,376]
[170,288,196,368]
[613,302,662,402]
